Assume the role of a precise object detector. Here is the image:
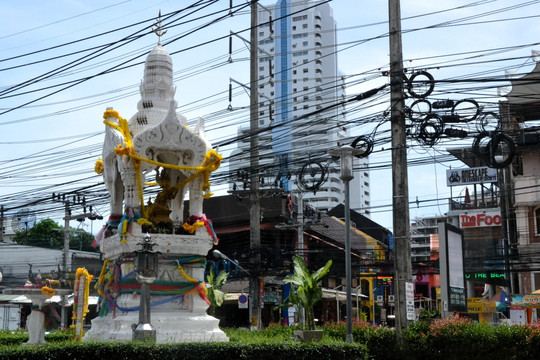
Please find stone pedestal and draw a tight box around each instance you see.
[83,228,228,343]
[3,288,72,345]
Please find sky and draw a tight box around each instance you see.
[1,0,539,234]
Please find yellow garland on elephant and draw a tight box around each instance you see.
[94,158,104,174]
[100,110,222,220]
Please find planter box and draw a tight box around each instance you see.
[293,330,323,342]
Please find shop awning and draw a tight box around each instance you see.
[322,288,368,300]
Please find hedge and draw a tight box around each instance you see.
[1,318,539,360]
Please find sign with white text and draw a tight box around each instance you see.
[406,282,415,320]
[459,209,502,228]
[446,167,498,186]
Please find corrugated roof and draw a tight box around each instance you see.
[0,295,21,302]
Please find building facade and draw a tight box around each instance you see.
[501,55,540,305]
[229,0,370,215]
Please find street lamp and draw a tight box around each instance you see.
[133,234,159,342]
[212,250,251,276]
[329,145,363,343]
[212,249,255,329]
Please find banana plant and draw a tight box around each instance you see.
[282,256,332,330]
[206,270,228,315]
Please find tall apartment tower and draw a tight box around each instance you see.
[230,0,370,216]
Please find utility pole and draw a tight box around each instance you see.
[388,0,412,338]
[249,0,261,330]
[52,192,89,329]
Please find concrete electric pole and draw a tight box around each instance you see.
[388,0,412,338]
[249,0,261,330]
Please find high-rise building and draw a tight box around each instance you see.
[229,0,370,215]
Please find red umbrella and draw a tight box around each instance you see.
[464,187,471,204]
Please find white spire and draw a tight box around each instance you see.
[128,44,182,135]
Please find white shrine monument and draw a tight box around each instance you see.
[83,31,227,343]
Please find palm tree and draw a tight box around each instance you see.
[283,256,332,330]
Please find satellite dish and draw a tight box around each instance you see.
[11,209,36,232]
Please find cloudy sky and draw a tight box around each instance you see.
[1,0,539,232]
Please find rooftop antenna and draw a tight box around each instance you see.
[152,10,167,45]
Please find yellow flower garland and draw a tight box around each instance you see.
[182,221,205,234]
[41,286,55,297]
[177,264,208,297]
[71,267,93,340]
[100,110,222,221]
[94,158,104,175]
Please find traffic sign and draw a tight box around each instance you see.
[238,294,248,309]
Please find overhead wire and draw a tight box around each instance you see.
[1,0,540,225]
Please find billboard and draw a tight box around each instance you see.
[439,222,467,315]
[446,167,498,186]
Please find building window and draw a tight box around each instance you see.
[293,51,308,57]
[303,104,309,109]
[292,26,296,31]
[259,31,264,36]
[293,70,297,75]
[302,24,308,29]
[293,88,297,93]
[293,15,308,21]
[303,68,308,73]
[303,41,308,47]
[303,96,309,101]
[260,111,264,116]
[259,66,264,71]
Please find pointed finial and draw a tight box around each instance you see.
[152,10,167,45]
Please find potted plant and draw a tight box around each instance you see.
[282,255,332,341]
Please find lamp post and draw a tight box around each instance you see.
[329,145,363,343]
[354,285,362,321]
[212,250,253,327]
[133,234,159,342]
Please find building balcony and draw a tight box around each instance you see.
[411,242,431,249]
[448,197,499,211]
